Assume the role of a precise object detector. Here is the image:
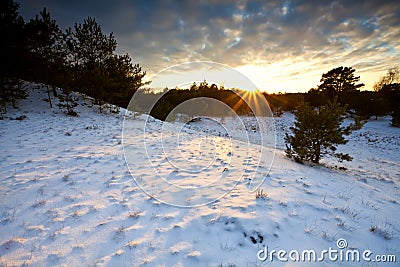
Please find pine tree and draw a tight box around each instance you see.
[67,17,116,110]
[0,0,27,110]
[316,66,364,103]
[392,108,400,127]
[57,69,78,116]
[285,97,363,164]
[0,0,26,79]
[0,78,28,110]
[66,17,148,112]
[379,83,400,127]
[25,8,66,107]
[104,53,148,108]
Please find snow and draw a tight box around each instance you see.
[0,83,399,266]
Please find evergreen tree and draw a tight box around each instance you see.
[57,69,78,116]
[0,78,27,110]
[285,97,363,164]
[0,0,27,110]
[379,83,400,127]
[0,0,26,79]
[199,80,209,90]
[392,108,400,127]
[104,53,148,108]
[189,82,198,91]
[25,8,66,107]
[361,91,389,120]
[66,17,147,112]
[317,66,364,102]
[67,17,117,110]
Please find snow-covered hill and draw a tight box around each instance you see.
[0,84,399,266]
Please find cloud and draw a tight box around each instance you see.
[18,0,400,92]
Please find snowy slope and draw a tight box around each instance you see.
[0,84,399,266]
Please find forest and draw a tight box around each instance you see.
[0,0,147,116]
[141,67,400,126]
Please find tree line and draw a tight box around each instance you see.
[0,0,147,116]
[140,66,399,127]
[267,66,400,126]
[138,81,254,121]
[136,66,398,166]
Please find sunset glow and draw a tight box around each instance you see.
[19,0,400,93]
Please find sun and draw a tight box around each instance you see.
[244,87,259,93]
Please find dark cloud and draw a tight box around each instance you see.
[18,0,400,91]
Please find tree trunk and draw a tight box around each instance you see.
[52,86,58,97]
[66,92,71,113]
[47,86,53,108]
[313,141,321,163]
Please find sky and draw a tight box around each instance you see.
[18,0,400,93]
